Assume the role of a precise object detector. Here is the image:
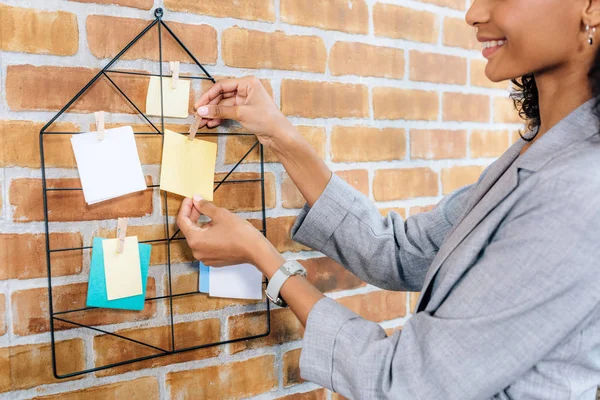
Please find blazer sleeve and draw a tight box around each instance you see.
[290,172,480,292]
[298,174,600,399]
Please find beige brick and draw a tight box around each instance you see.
[167,355,277,399]
[409,50,467,84]
[441,165,486,194]
[31,377,159,400]
[283,348,304,387]
[94,319,220,376]
[0,294,5,336]
[374,168,438,201]
[419,0,464,10]
[331,126,406,162]
[10,177,153,223]
[443,92,490,122]
[374,4,438,43]
[0,233,83,280]
[11,281,156,336]
[374,87,438,121]
[222,28,326,73]
[281,0,368,34]
[443,17,480,50]
[69,0,153,9]
[410,129,467,160]
[336,170,369,195]
[87,15,217,64]
[410,292,420,313]
[164,0,275,22]
[225,125,326,164]
[0,340,84,392]
[330,42,404,79]
[0,5,78,55]
[494,97,522,123]
[6,65,153,114]
[470,129,511,158]
[282,80,369,118]
[228,308,303,354]
[378,207,407,219]
[470,58,509,89]
[276,390,328,400]
[409,204,436,216]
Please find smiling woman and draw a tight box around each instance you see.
[175,0,600,398]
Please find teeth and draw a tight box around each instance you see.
[483,39,506,49]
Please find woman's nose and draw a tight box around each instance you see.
[465,0,490,27]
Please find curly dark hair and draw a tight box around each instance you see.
[509,46,600,142]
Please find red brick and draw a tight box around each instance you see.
[0,5,78,55]
[10,177,153,223]
[330,42,404,79]
[374,168,438,201]
[443,92,490,122]
[171,271,262,315]
[374,4,438,43]
[11,280,156,336]
[410,292,420,313]
[94,319,220,376]
[276,390,328,400]
[409,204,436,216]
[225,125,326,164]
[331,126,406,162]
[222,28,326,73]
[0,340,84,392]
[410,129,467,160]
[69,0,153,9]
[0,233,83,280]
[420,0,464,10]
[249,216,311,253]
[374,87,438,120]
[0,294,5,336]
[283,348,304,387]
[338,290,407,321]
[87,15,217,64]
[31,377,159,400]
[441,165,486,194]
[281,0,368,34]
[6,65,153,114]
[228,308,303,354]
[164,0,275,22]
[379,207,407,219]
[282,80,369,118]
[164,172,276,216]
[167,355,277,399]
[335,170,369,195]
[299,257,365,293]
[409,50,467,84]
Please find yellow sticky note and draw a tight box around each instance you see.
[146,76,190,118]
[159,129,217,200]
[102,236,143,300]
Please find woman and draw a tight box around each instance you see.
[176,0,600,398]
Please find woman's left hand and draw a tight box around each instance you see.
[176,195,272,268]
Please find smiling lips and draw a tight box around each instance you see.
[481,39,507,58]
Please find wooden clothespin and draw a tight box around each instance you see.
[169,61,179,90]
[94,111,105,141]
[188,115,201,141]
[116,217,129,253]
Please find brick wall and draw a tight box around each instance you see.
[0,0,524,399]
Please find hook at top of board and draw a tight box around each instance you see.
[154,8,163,19]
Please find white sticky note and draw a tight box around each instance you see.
[102,236,143,300]
[146,76,190,119]
[159,129,217,200]
[209,263,263,300]
[70,126,147,205]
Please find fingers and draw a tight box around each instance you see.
[196,104,240,121]
[205,97,237,128]
[176,197,199,236]
[192,195,220,219]
[194,76,255,109]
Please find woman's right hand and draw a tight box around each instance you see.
[193,76,294,148]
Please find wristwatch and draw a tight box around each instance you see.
[265,260,307,307]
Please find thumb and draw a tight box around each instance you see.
[196,104,240,121]
[192,194,220,220]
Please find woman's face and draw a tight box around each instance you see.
[466,0,595,83]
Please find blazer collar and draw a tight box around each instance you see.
[515,96,600,172]
[415,96,600,313]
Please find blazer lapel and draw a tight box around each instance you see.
[414,96,600,313]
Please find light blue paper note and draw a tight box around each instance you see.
[86,237,151,310]
[199,261,210,293]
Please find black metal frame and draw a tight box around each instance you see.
[39,8,270,379]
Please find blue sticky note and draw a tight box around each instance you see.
[199,261,209,293]
[86,237,151,310]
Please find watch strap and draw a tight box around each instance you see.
[266,260,306,307]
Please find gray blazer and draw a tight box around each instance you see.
[290,97,600,399]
